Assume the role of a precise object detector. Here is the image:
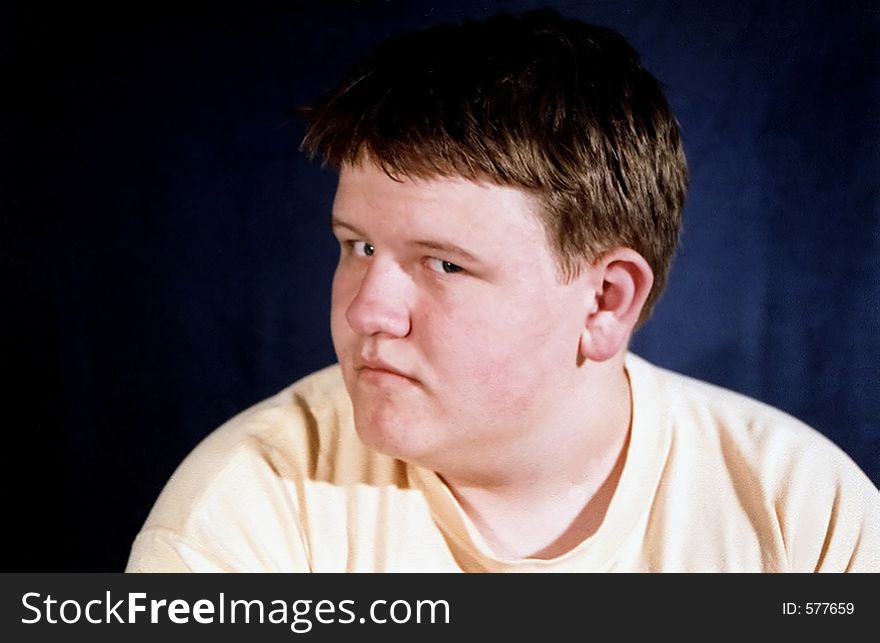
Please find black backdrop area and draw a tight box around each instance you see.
[3,1,878,571]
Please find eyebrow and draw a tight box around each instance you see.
[330,217,367,237]
[411,239,481,264]
[331,216,482,264]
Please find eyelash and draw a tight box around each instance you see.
[348,240,374,257]
[342,240,464,275]
[426,258,464,275]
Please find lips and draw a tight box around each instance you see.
[356,356,417,382]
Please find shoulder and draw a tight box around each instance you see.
[146,364,350,523]
[628,353,879,571]
[128,364,396,571]
[629,354,860,473]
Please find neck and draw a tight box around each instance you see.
[437,355,633,560]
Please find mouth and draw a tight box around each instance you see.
[356,359,418,384]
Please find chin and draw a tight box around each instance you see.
[351,408,439,464]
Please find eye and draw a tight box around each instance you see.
[426,257,463,274]
[351,240,375,257]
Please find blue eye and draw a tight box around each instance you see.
[352,241,374,257]
[427,258,463,274]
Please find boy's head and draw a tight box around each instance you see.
[302,9,688,324]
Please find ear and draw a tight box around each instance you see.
[579,248,654,362]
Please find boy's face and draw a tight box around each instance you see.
[330,162,595,467]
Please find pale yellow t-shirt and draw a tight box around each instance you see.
[126,353,879,572]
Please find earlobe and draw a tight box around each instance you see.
[579,313,625,362]
[579,248,654,363]
[578,328,600,363]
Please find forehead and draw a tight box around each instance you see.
[332,163,546,241]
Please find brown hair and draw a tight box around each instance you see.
[300,10,688,324]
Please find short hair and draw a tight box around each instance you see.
[300,9,688,325]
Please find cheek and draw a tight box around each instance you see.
[462,346,552,419]
[432,305,560,413]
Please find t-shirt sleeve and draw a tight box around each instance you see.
[125,430,315,572]
[777,450,880,572]
[124,462,314,573]
[126,528,240,572]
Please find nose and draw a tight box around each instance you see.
[345,258,412,338]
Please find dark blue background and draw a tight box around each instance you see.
[3,0,878,570]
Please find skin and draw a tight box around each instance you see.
[330,161,653,558]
